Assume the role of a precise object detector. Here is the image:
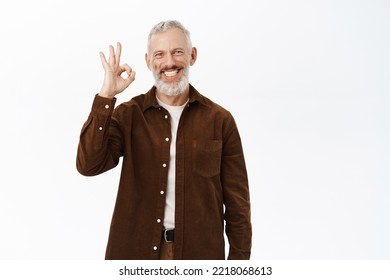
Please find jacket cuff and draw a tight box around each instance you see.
[91,94,117,115]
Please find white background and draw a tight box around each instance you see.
[0,0,389,260]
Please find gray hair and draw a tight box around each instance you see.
[147,20,192,54]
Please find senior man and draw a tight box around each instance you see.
[77,20,251,260]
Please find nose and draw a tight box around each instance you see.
[164,52,175,68]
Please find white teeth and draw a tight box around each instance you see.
[164,70,178,77]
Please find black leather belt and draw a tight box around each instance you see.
[162,228,174,243]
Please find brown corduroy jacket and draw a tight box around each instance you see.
[76,85,251,259]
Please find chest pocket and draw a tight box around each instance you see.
[192,140,223,178]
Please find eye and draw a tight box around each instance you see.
[174,50,184,55]
[154,52,163,58]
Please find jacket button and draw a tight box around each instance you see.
[153,246,158,251]
[157,219,161,223]
[162,163,167,168]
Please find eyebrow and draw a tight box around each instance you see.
[152,50,164,56]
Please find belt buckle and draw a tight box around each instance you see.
[163,228,173,243]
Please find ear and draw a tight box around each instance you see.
[145,53,151,70]
[190,47,197,66]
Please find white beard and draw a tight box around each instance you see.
[153,68,190,96]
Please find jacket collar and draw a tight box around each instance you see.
[142,84,209,112]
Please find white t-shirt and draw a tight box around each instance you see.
[156,96,188,229]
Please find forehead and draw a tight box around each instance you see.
[149,28,188,52]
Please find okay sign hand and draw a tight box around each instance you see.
[99,42,136,99]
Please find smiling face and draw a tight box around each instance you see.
[146,28,197,96]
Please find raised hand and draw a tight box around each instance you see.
[99,42,136,98]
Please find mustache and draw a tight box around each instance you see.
[159,65,181,72]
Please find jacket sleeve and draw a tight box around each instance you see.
[76,94,124,176]
[221,113,252,260]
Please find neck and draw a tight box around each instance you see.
[156,86,190,106]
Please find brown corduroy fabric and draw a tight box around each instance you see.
[159,241,174,260]
[77,84,251,260]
